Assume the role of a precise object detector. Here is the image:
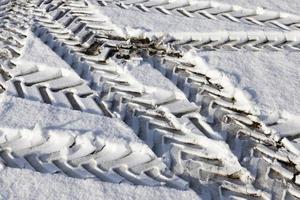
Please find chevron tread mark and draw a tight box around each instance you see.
[0,126,188,189]
[97,0,300,31]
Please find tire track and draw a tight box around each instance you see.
[0,0,110,115]
[0,125,187,189]
[96,0,300,31]
[4,65,106,115]
[61,0,300,52]
[0,0,33,63]
[162,31,300,51]
[0,0,34,91]
[2,0,253,195]
[147,54,300,199]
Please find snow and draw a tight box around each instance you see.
[11,31,81,79]
[0,95,140,143]
[0,167,200,200]
[2,0,300,198]
[196,50,300,124]
[205,0,300,15]
[266,112,300,137]
[0,95,201,199]
[86,0,300,121]
[121,60,187,99]
[180,50,259,114]
[14,29,187,101]
[15,31,72,71]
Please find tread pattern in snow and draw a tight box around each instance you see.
[1,0,300,199]
[0,0,33,92]
[0,0,190,190]
[0,0,31,64]
[0,126,187,189]
[33,1,300,199]
[148,55,300,199]
[0,1,252,196]
[5,64,106,115]
[164,32,300,51]
[99,0,300,30]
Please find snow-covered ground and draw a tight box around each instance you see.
[1,0,300,199]
[198,50,300,125]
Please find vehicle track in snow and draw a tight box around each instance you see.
[97,0,300,31]
[0,0,34,92]
[0,0,33,66]
[146,55,300,200]
[1,0,300,199]
[5,65,107,115]
[0,125,187,189]
[161,31,300,51]
[28,0,300,199]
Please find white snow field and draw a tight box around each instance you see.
[0,0,300,199]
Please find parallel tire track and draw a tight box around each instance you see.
[0,1,111,116]
[2,0,300,199]
[0,0,253,196]
[31,1,297,198]
[28,1,269,198]
[0,0,190,190]
[41,1,300,199]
